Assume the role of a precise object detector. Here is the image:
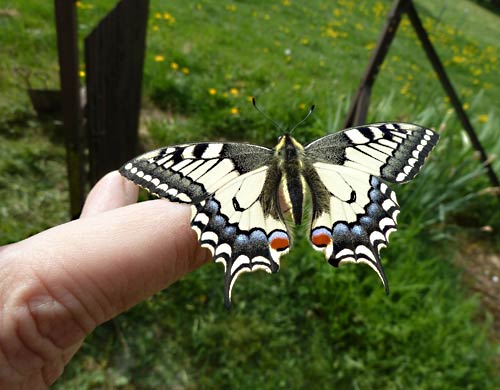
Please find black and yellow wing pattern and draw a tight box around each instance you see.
[120,122,439,307]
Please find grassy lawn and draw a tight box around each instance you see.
[1,0,500,388]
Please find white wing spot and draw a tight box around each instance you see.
[216,243,232,258]
[355,245,376,262]
[166,188,178,197]
[396,173,406,182]
[347,130,370,144]
[231,255,250,275]
[379,217,395,231]
[176,192,191,202]
[156,156,170,166]
[182,145,197,159]
[194,212,209,225]
[202,144,224,159]
[370,231,386,245]
[201,231,219,245]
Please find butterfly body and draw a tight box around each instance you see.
[120,122,439,307]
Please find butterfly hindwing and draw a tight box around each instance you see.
[305,122,438,289]
[190,164,289,307]
[120,142,290,307]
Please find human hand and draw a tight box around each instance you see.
[0,171,211,389]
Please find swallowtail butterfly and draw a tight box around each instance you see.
[120,113,438,307]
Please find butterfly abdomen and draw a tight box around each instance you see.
[275,134,308,225]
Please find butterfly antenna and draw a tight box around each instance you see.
[290,104,315,134]
[252,97,283,132]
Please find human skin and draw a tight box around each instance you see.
[0,171,211,389]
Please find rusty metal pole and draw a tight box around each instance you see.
[54,0,86,218]
[343,0,409,128]
[406,1,500,189]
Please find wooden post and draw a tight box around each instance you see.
[85,0,149,185]
[54,0,86,219]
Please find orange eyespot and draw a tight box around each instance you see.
[311,228,332,247]
[269,230,290,251]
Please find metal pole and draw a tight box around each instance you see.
[406,1,500,189]
[343,0,409,128]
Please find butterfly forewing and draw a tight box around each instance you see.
[306,122,439,183]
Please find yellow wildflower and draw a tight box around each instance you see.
[154,55,165,62]
[400,82,410,96]
[463,102,470,110]
[171,62,179,70]
[155,12,162,19]
[152,25,159,32]
[282,0,291,6]
[372,2,386,18]
[452,56,466,64]
[76,1,94,9]
[230,107,239,115]
[164,12,176,24]
[79,70,86,77]
[208,88,217,96]
[299,103,306,109]
[324,28,339,38]
[300,38,310,45]
[365,42,376,50]
[478,114,488,123]
[230,88,239,96]
[181,67,190,75]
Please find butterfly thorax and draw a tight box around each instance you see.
[274,134,307,225]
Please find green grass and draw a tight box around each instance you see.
[1,0,500,388]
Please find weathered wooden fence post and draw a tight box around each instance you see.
[85,0,150,186]
[54,0,86,219]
